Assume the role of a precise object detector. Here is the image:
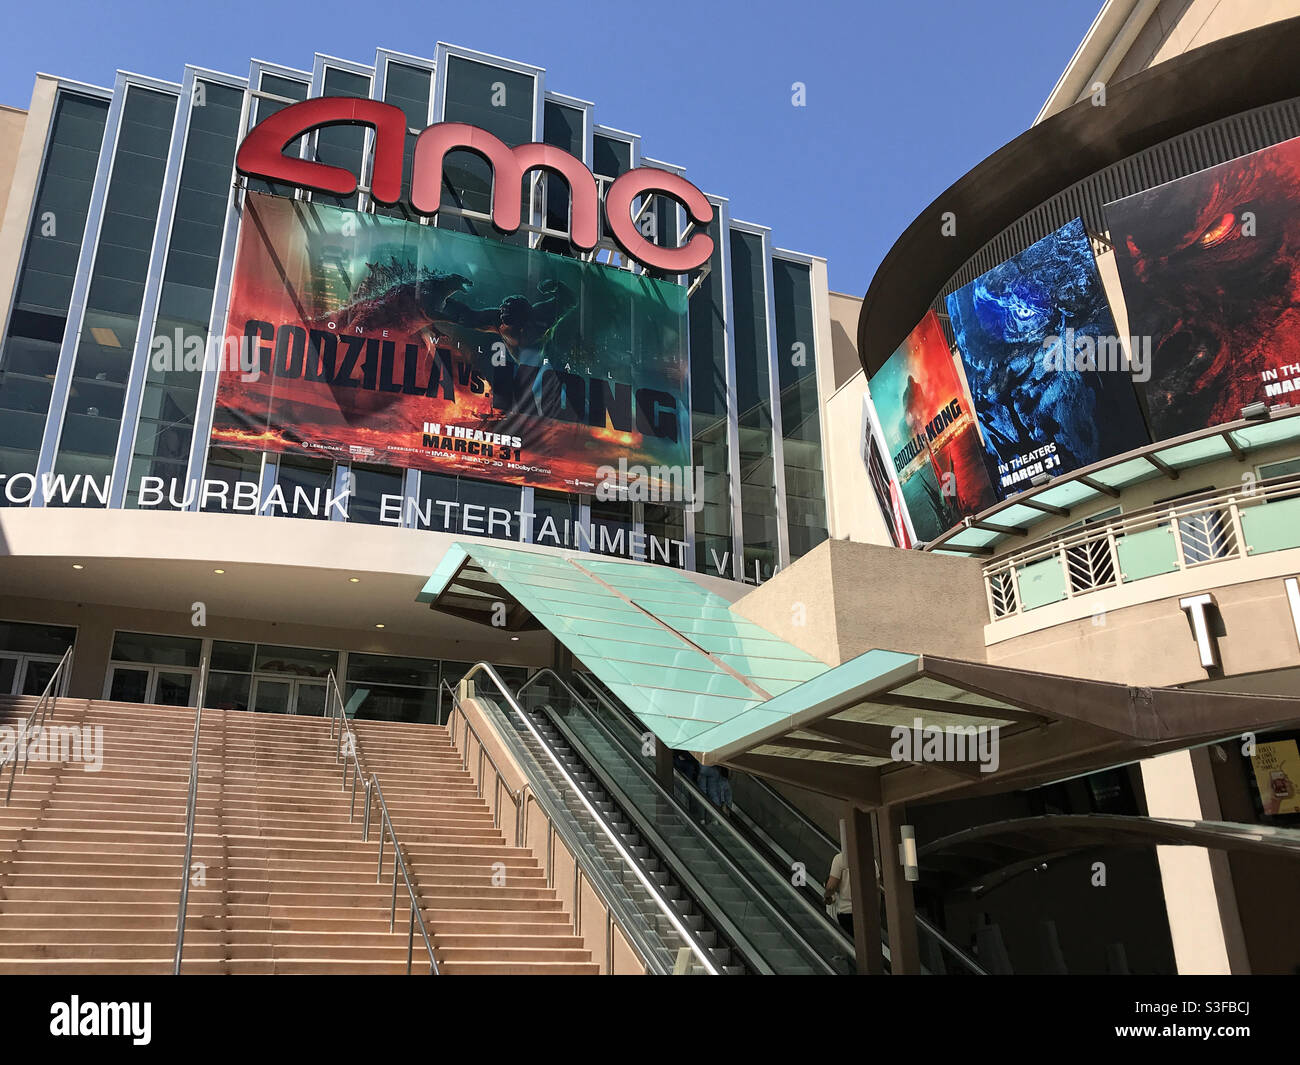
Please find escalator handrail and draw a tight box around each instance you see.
[574,673,841,852]
[568,671,989,977]
[519,669,840,975]
[453,664,720,975]
[549,670,858,952]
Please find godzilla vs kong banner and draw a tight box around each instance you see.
[1106,135,1300,440]
[945,218,1149,499]
[870,311,997,541]
[213,192,690,491]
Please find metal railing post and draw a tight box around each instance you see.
[173,653,208,975]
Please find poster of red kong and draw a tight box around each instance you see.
[212,192,692,493]
[868,310,998,541]
[1106,135,1300,439]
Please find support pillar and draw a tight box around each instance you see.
[654,738,675,790]
[844,804,883,974]
[877,803,921,974]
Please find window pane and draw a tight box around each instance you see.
[110,631,201,667]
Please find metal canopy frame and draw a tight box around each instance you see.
[925,408,1300,558]
[704,653,1300,810]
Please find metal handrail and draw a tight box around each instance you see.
[440,681,529,845]
[552,670,854,940]
[987,472,1300,574]
[323,672,437,974]
[1,646,73,804]
[367,773,439,975]
[173,655,209,974]
[517,669,837,974]
[454,663,719,975]
[325,670,372,831]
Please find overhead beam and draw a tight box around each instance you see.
[870,692,1048,726]
[728,752,881,807]
[1076,475,1121,498]
[806,719,979,779]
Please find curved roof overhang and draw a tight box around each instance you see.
[856,15,1300,378]
[925,406,1300,557]
[918,814,1300,898]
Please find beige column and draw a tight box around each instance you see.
[1139,747,1250,973]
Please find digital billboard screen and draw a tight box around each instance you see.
[945,217,1149,499]
[868,311,997,541]
[1106,135,1300,440]
[213,191,691,493]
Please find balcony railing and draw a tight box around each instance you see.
[983,474,1300,620]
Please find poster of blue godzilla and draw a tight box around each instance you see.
[944,217,1149,499]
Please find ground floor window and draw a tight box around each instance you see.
[0,620,76,696]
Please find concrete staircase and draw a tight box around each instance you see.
[355,719,599,974]
[0,696,597,974]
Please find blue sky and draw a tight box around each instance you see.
[2,0,1103,296]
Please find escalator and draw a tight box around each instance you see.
[559,670,986,975]
[513,670,855,974]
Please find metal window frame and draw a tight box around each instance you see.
[699,193,744,581]
[34,71,183,504]
[186,62,305,508]
[731,219,788,573]
[369,48,437,222]
[772,246,832,552]
[0,78,113,370]
[538,90,594,251]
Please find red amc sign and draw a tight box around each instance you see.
[235,96,715,272]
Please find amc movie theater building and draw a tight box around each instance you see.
[1,1,1300,976]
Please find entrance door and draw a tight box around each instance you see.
[108,666,151,704]
[106,665,198,706]
[251,677,326,716]
[1,653,65,696]
[292,680,327,717]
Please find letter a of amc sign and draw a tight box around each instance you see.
[235,97,715,272]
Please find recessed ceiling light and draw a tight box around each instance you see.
[213,568,225,574]
[348,577,360,583]
[509,636,519,642]
[375,623,385,629]
[72,563,84,570]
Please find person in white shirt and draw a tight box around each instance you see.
[823,851,853,937]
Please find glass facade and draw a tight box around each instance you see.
[772,258,828,557]
[1,46,831,584]
[731,230,779,581]
[438,54,534,244]
[376,59,432,222]
[0,91,109,489]
[51,85,178,493]
[124,80,244,509]
[689,212,735,576]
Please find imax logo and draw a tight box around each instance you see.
[235,97,715,272]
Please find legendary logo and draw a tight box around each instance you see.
[235,96,715,272]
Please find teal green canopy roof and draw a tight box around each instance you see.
[420,542,838,750]
[420,542,1300,806]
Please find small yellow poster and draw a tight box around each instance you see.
[1251,739,1300,816]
